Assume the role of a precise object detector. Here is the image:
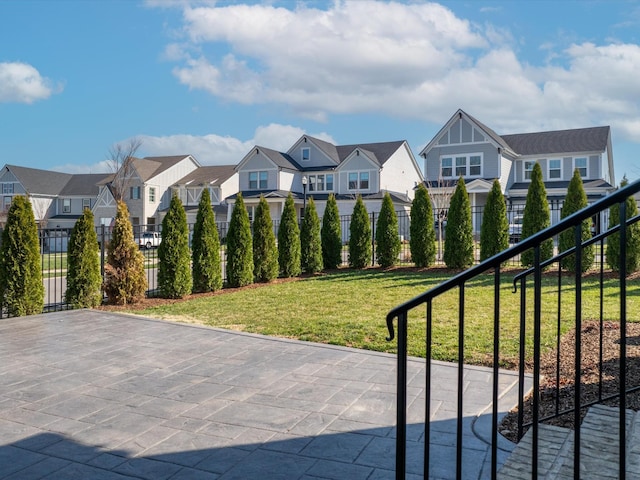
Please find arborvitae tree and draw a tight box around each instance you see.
[348,195,372,269]
[559,169,594,272]
[607,176,640,273]
[480,179,509,261]
[0,196,44,316]
[103,200,147,305]
[444,177,474,269]
[226,193,254,287]
[192,188,222,293]
[278,193,301,277]
[158,194,192,298]
[66,208,102,308]
[300,197,323,273]
[321,193,342,270]
[521,163,554,267]
[376,192,401,268]
[410,183,436,268]
[253,196,279,282]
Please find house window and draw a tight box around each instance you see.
[455,157,467,176]
[308,175,316,192]
[63,199,71,213]
[548,159,562,180]
[246,205,255,222]
[326,174,334,191]
[130,186,141,199]
[524,161,536,180]
[82,198,91,209]
[574,157,588,178]
[149,187,156,203]
[317,175,325,191]
[3,196,11,211]
[441,158,452,177]
[2,183,14,194]
[249,171,268,189]
[348,172,358,190]
[147,217,155,231]
[359,172,369,190]
[302,148,310,162]
[470,155,481,176]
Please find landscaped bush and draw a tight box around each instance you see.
[607,176,640,273]
[158,194,192,298]
[480,179,509,261]
[409,183,436,268]
[444,177,473,269]
[66,208,102,308]
[191,188,222,293]
[253,196,279,282]
[300,197,323,274]
[321,193,342,270]
[559,169,594,273]
[103,200,147,305]
[521,163,554,267]
[375,192,401,268]
[349,195,371,269]
[278,193,301,277]
[0,195,44,316]
[226,193,254,287]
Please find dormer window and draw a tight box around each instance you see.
[548,159,562,179]
[302,148,310,162]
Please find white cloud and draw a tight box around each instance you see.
[155,1,640,143]
[134,124,335,165]
[0,62,58,104]
[51,160,113,174]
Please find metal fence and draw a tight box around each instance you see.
[4,202,611,314]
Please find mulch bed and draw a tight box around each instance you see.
[499,320,640,443]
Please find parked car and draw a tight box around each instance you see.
[509,215,523,243]
[137,231,161,249]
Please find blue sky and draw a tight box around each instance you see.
[2,0,640,183]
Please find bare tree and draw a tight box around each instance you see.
[424,173,455,261]
[107,137,142,201]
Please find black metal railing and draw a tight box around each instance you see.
[386,179,640,479]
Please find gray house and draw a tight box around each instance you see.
[420,109,616,232]
[230,135,424,224]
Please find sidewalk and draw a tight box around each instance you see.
[0,310,529,479]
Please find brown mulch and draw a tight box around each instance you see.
[499,320,640,443]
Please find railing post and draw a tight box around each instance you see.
[395,311,407,480]
[574,224,583,479]
[620,200,627,480]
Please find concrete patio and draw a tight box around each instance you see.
[0,310,527,479]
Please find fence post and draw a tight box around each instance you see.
[100,224,105,277]
[371,211,376,266]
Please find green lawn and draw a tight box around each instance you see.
[126,268,640,369]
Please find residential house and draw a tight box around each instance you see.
[420,109,615,233]
[0,165,111,228]
[229,135,424,237]
[95,155,200,232]
[168,165,238,225]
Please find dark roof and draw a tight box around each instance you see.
[463,111,516,156]
[335,140,405,167]
[60,173,113,196]
[7,165,72,196]
[176,165,236,186]
[510,178,614,191]
[305,136,340,164]
[230,189,411,204]
[254,147,302,171]
[501,126,610,156]
[227,189,299,200]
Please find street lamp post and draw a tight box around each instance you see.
[302,175,308,218]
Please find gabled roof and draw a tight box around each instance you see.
[303,136,340,164]
[60,173,113,196]
[5,165,72,196]
[259,147,302,170]
[501,126,610,156]
[175,165,236,187]
[336,141,404,167]
[132,155,197,182]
